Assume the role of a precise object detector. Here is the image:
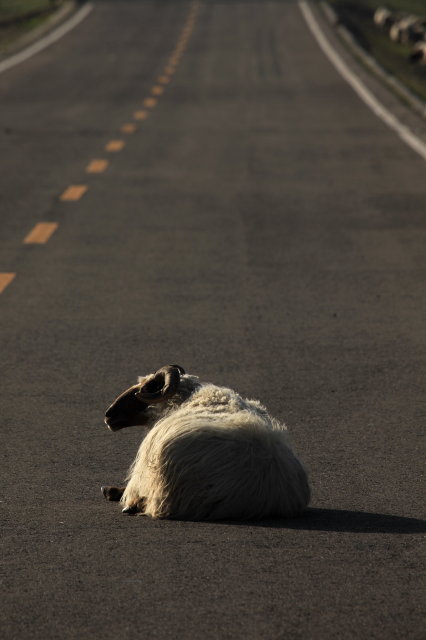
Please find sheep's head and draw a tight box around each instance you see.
[104,364,185,431]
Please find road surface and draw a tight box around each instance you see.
[0,1,424,638]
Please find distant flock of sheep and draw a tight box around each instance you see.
[374,7,426,63]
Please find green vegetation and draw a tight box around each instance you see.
[328,0,426,101]
[0,1,63,52]
[0,1,61,21]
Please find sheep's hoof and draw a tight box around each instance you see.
[122,504,139,515]
[122,499,146,515]
[102,486,125,502]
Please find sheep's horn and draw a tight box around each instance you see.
[135,365,185,404]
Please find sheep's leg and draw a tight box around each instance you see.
[101,486,125,502]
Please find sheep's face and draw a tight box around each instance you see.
[104,382,150,431]
[104,365,186,432]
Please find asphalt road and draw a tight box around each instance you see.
[0,1,425,638]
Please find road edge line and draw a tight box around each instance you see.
[0,2,94,75]
[298,0,426,163]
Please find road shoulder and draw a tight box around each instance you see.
[0,2,93,75]
[304,1,426,150]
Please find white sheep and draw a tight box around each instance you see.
[103,365,310,520]
[410,41,426,64]
[390,16,426,44]
[373,8,395,30]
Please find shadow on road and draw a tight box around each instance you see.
[228,509,426,534]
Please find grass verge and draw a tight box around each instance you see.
[0,1,64,53]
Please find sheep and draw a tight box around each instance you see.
[410,41,426,64]
[102,365,310,521]
[373,7,396,31]
[390,16,426,44]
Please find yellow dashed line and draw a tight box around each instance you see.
[0,273,15,294]
[86,159,109,174]
[1,1,201,307]
[24,222,58,245]
[121,123,137,134]
[134,109,149,120]
[60,185,88,201]
[105,140,125,152]
[151,85,164,96]
[143,97,158,108]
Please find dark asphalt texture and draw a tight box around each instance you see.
[0,1,425,638]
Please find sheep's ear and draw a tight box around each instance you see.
[171,365,185,375]
[136,365,185,404]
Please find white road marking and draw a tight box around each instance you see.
[298,1,426,163]
[0,3,94,75]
